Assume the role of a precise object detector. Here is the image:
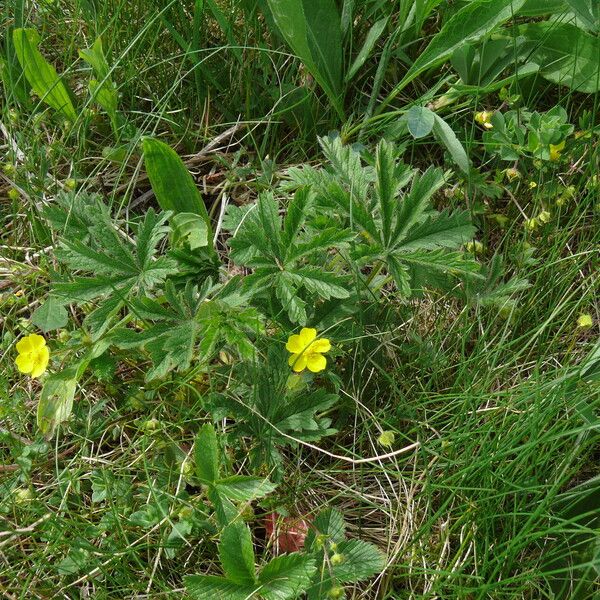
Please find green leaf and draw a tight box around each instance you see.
[142,137,214,244]
[406,106,435,139]
[332,539,386,583]
[195,423,220,483]
[53,207,178,320]
[259,553,317,600]
[564,0,598,32]
[79,38,118,119]
[518,0,566,16]
[381,0,526,107]
[345,17,387,82]
[171,212,209,250]
[13,28,77,121]
[266,0,344,117]
[305,508,346,549]
[214,475,277,502]
[432,114,470,173]
[31,297,68,332]
[519,22,600,92]
[219,522,256,586]
[287,268,350,300]
[78,37,110,80]
[37,368,78,439]
[395,211,475,252]
[208,486,238,527]
[185,575,255,600]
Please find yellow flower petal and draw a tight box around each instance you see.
[15,354,34,373]
[16,337,34,354]
[298,328,317,347]
[31,346,49,377]
[306,353,326,373]
[291,353,308,373]
[311,338,331,353]
[285,335,304,354]
[16,333,46,355]
[288,353,300,366]
[29,334,46,350]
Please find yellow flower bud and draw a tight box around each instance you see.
[378,430,395,447]
[474,111,494,129]
[537,210,551,224]
[524,218,538,231]
[465,240,484,254]
[577,314,593,330]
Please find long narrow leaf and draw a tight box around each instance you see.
[13,28,77,121]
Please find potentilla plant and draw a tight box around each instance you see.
[25,135,483,439]
[12,134,503,594]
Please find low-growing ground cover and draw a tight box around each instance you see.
[1,1,598,598]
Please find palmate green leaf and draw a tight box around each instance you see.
[285,227,354,263]
[394,210,475,253]
[228,186,351,324]
[219,522,256,586]
[42,191,109,240]
[215,476,277,502]
[54,208,177,305]
[286,268,349,300]
[318,135,373,202]
[13,28,77,121]
[259,554,317,600]
[393,167,446,244]
[228,193,283,265]
[185,575,255,600]
[282,187,313,247]
[275,274,308,324]
[144,320,199,379]
[380,0,526,109]
[195,423,220,484]
[84,293,127,340]
[275,389,338,433]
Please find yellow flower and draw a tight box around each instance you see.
[528,181,537,189]
[15,334,49,378]
[474,111,494,129]
[577,314,593,330]
[286,328,331,373]
[549,141,565,162]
